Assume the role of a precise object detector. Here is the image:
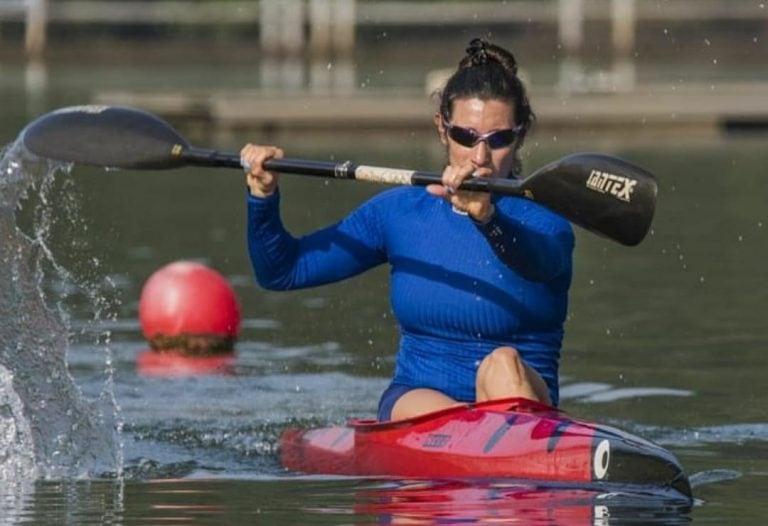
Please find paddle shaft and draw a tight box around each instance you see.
[182,146,525,195]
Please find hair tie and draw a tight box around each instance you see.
[466,38,489,66]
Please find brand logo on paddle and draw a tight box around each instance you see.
[586,170,636,202]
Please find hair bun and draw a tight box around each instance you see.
[466,38,489,66]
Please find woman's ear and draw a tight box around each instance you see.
[434,112,448,145]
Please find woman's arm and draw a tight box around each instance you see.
[247,191,388,291]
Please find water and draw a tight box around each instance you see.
[0,141,118,482]
[2,51,768,525]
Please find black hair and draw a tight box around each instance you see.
[438,38,535,176]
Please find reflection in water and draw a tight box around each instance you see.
[0,479,124,525]
[1,477,694,525]
[356,479,693,525]
[561,382,693,403]
[0,140,118,480]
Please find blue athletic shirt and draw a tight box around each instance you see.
[247,186,574,406]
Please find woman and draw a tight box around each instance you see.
[241,39,574,421]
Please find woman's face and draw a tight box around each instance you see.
[435,97,518,179]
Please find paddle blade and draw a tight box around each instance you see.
[522,153,657,246]
[21,105,189,169]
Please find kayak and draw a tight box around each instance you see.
[280,397,692,498]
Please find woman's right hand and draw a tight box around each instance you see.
[241,143,284,198]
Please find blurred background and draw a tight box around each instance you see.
[2,1,768,524]
[2,0,767,139]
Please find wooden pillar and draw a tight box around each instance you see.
[331,0,355,53]
[611,0,636,91]
[558,0,583,55]
[309,0,355,54]
[558,0,584,94]
[308,0,355,93]
[25,0,48,61]
[611,0,635,53]
[259,0,305,55]
[309,0,333,54]
[260,0,306,91]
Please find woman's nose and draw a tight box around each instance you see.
[471,140,491,167]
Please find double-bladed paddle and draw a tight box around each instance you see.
[20,105,657,246]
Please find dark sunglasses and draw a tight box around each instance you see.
[442,116,522,150]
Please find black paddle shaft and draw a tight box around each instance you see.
[20,105,657,246]
[181,146,523,195]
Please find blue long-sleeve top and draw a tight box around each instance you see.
[247,186,574,405]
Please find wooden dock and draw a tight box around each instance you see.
[92,82,768,138]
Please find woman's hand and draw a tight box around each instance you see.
[241,143,284,198]
[426,162,495,223]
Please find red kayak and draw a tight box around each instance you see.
[280,397,691,498]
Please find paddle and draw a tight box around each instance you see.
[20,105,657,246]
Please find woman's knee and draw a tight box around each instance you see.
[475,346,551,404]
[477,346,526,383]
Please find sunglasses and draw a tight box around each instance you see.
[442,116,522,150]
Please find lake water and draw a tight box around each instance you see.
[2,44,768,523]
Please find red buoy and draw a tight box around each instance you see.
[138,261,241,357]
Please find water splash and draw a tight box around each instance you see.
[0,138,119,481]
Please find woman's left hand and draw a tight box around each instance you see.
[427,162,495,223]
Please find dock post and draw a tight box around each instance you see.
[309,0,333,54]
[260,0,306,91]
[611,0,636,91]
[331,0,355,53]
[558,0,584,94]
[308,0,356,93]
[309,0,333,92]
[24,0,47,61]
[259,0,306,55]
[331,0,355,93]
[558,0,583,54]
[309,0,355,54]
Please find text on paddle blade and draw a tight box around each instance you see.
[585,169,637,202]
